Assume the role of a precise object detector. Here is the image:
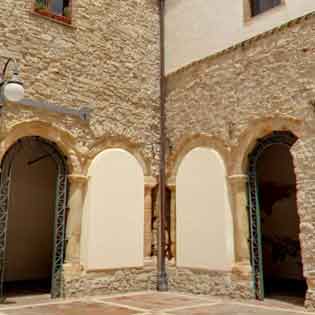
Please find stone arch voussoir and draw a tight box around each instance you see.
[231,115,303,175]
[0,120,82,174]
[84,136,151,177]
[167,134,230,184]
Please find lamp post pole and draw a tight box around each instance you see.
[157,0,168,291]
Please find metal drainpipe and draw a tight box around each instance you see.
[157,0,168,291]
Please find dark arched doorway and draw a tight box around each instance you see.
[0,136,68,300]
[247,131,306,303]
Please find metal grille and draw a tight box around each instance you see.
[0,136,68,300]
[247,131,296,300]
[0,142,22,301]
[39,138,68,298]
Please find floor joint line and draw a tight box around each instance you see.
[232,301,314,315]
[91,298,150,312]
[161,301,221,312]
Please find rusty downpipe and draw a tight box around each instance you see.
[157,0,168,291]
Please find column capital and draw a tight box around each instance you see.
[144,176,157,189]
[228,174,248,184]
[167,177,176,191]
[68,174,89,185]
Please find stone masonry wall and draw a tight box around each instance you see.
[63,264,157,298]
[0,0,160,297]
[168,267,253,299]
[0,0,160,175]
[63,263,253,299]
[166,16,315,152]
[166,13,315,308]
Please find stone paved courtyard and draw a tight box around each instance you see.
[0,292,312,315]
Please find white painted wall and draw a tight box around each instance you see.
[81,149,144,270]
[166,0,315,73]
[176,147,234,270]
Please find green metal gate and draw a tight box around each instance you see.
[247,131,297,300]
[0,136,68,300]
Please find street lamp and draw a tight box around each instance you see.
[0,58,24,104]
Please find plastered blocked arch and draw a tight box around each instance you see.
[81,148,145,270]
[168,134,231,178]
[176,146,234,270]
[83,136,151,176]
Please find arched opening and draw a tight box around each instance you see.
[0,136,68,300]
[248,131,306,304]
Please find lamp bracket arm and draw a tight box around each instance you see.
[1,58,17,83]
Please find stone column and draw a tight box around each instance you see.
[144,176,157,257]
[228,174,251,276]
[167,180,176,260]
[65,174,88,267]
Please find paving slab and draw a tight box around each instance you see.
[102,292,215,311]
[0,292,311,315]
[1,301,139,315]
[255,296,305,311]
[0,294,52,309]
[166,303,311,315]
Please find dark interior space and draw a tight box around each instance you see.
[256,144,306,304]
[3,141,58,297]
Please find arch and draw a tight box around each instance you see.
[0,136,69,299]
[176,146,234,270]
[168,134,230,180]
[247,130,306,302]
[0,120,82,174]
[83,136,150,176]
[81,148,145,270]
[231,116,303,175]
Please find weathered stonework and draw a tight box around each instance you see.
[62,261,253,300]
[63,262,157,298]
[166,11,315,308]
[0,0,161,175]
[4,0,315,307]
[168,266,253,299]
[306,290,315,311]
[0,0,160,298]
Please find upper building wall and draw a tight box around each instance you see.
[165,14,315,299]
[165,0,315,73]
[0,0,160,174]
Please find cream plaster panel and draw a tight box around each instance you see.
[81,149,144,270]
[165,0,315,73]
[176,147,234,270]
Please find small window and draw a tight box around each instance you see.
[34,0,72,24]
[251,0,281,16]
